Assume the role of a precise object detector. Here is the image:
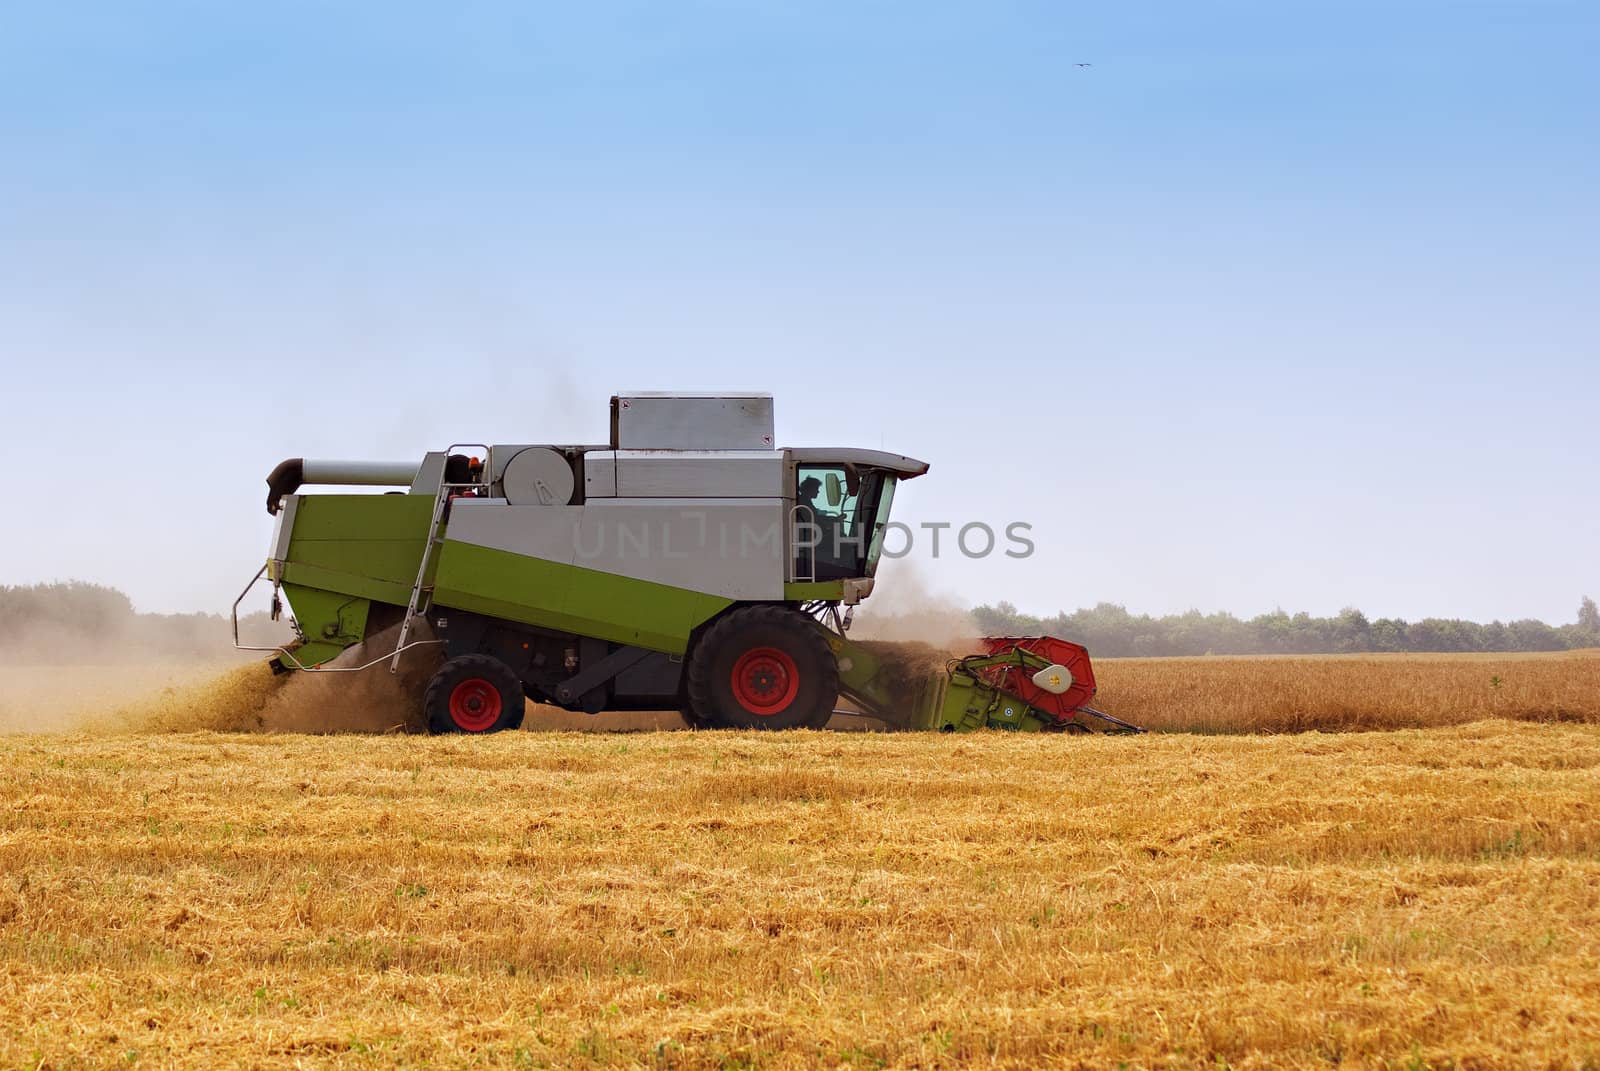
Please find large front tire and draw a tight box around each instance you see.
[685,606,838,730]
[424,654,526,735]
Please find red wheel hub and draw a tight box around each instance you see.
[730,646,801,716]
[448,678,502,732]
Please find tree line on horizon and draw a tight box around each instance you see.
[4,580,1598,661]
[0,581,284,662]
[972,597,1600,657]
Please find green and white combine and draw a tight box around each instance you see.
[236,393,1136,735]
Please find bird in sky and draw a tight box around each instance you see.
[1075,62,1093,67]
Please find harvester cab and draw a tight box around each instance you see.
[235,392,1138,735]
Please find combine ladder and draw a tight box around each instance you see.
[390,447,489,672]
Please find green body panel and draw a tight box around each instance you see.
[431,540,733,655]
[783,581,844,602]
[280,561,413,607]
[933,673,1052,732]
[269,495,433,664]
[283,495,433,596]
[290,493,436,541]
[278,585,371,668]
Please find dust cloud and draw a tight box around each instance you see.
[848,561,981,650]
[0,621,441,736]
[853,639,959,693]
[829,563,986,726]
[106,624,443,735]
[0,563,988,736]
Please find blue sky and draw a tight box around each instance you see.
[1,1,1595,623]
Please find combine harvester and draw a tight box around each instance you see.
[236,394,1139,735]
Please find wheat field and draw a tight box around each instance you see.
[1,720,1597,1069]
[1092,649,1600,734]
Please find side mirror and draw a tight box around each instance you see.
[824,473,844,508]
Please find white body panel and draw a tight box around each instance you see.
[583,450,782,499]
[444,498,786,600]
[584,455,618,497]
[408,452,448,496]
[612,393,775,451]
[270,495,300,565]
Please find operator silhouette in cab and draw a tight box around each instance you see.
[796,476,822,520]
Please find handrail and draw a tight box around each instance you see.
[787,503,817,583]
[230,563,442,673]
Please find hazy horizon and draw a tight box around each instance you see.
[2,3,1595,623]
[6,560,1597,633]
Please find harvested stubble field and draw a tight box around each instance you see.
[1,721,1598,1069]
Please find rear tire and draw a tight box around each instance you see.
[424,654,526,735]
[685,606,838,730]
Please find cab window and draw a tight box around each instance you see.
[794,464,885,581]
